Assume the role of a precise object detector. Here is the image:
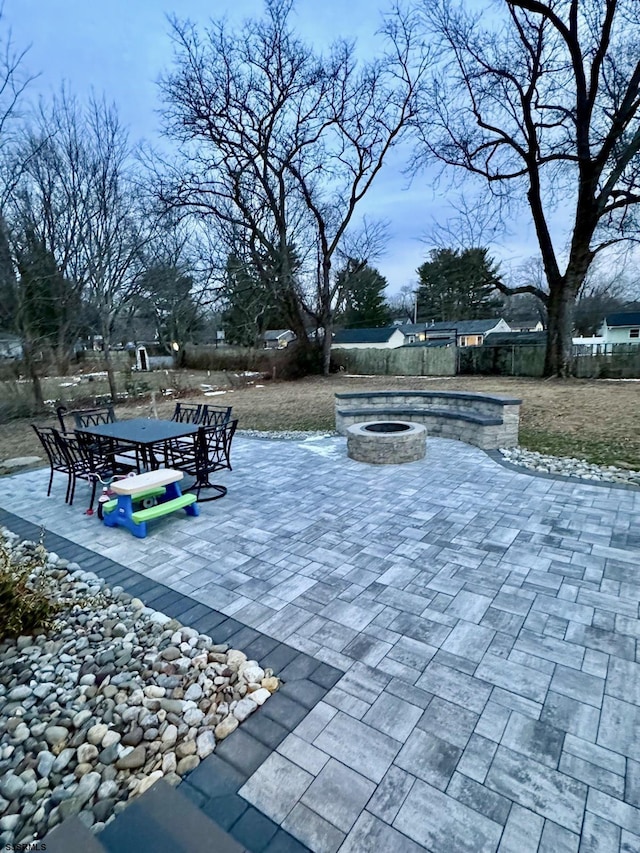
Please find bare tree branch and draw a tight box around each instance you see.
[414,0,640,375]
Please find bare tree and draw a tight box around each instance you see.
[156,2,319,354]
[387,282,419,321]
[79,100,156,400]
[574,255,638,335]
[414,0,640,376]
[0,11,35,192]
[157,0,428,374]
[0,14,42,404]
[287,7,427,372]
[5,91,93,371]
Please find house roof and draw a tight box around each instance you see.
[509,319,542,329]
[398,323,430,335]
[485,331,547,346]
[263,329,294,340]
[400,319,503,336]
[605,312,640,328]
[332,327,401,344]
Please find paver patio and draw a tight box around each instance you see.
[2,433,640,852]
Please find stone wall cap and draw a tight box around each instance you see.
[335,390,522,406]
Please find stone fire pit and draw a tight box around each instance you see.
[346,421,426,464]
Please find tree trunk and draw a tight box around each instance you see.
[22,340,44,410]
[103,345,118,402]
[56,324,71,375]
[321,260,332,377]
[322,311,333,377]
[544,282,577,377]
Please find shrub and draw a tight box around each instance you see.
[0,534,60,641]
[273,343,324,379]
[183,345,273,372]
[0,380,40,424]
[182,342,326,378]
[0,360,21,381]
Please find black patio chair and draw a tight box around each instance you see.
[72,405,116,429]
[56,404,116,432]
[56,429,109,508]
[31,425,109,509]
[199,404,233,428]
[170,401,218,456]
[32,425,74,502]
[171,402,202,424]
[69,405,140,472]
[73,426,137,481]
[56,405,71,432]
[167,419,237,501]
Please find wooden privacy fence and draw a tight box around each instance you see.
[331,346,456,376]
[572,344,640,379]
[459,343,640,378]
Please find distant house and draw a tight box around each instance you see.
[401,338,455,349]
[390,315,414,327]
[263,329,296,349]
[331,327,406,349]
[396,323,433,344]
[399,318,510,347]
[599,312,640,344]
[508,319,544,333]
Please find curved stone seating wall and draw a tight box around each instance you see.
[335,390,521,450]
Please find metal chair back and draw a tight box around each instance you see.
[32,424,92,505]
[73,406,116,429]
[195,419,238,473]
[32,424,68,473]
[199,404,233,428]
[55,429,106,507]
[74,428,109,470]
[171,402,202,424]
[56,405,70,432]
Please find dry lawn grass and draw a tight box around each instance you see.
[2,373,639,470]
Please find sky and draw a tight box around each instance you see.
[2,0,540,296]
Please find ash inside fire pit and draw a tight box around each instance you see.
[363,422,411,433]
[346,420,426,464]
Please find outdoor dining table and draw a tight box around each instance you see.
[76,418,200,472]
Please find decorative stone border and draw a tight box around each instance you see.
[0,508,340,853]
[346,421,426,464]
[485,449,640,491]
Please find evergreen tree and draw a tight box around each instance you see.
[416,248,503,323]
[222,248,300,347]
[336,260,391,328]
[13,229,82,355]
[11,230,73,407]
[136,265,203,353]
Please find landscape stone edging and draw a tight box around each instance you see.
[485,449,640,491]
[0,508,341,853]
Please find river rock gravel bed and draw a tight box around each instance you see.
[0,528,279,846]
[499,447,640,487]
[239,428,335,441]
